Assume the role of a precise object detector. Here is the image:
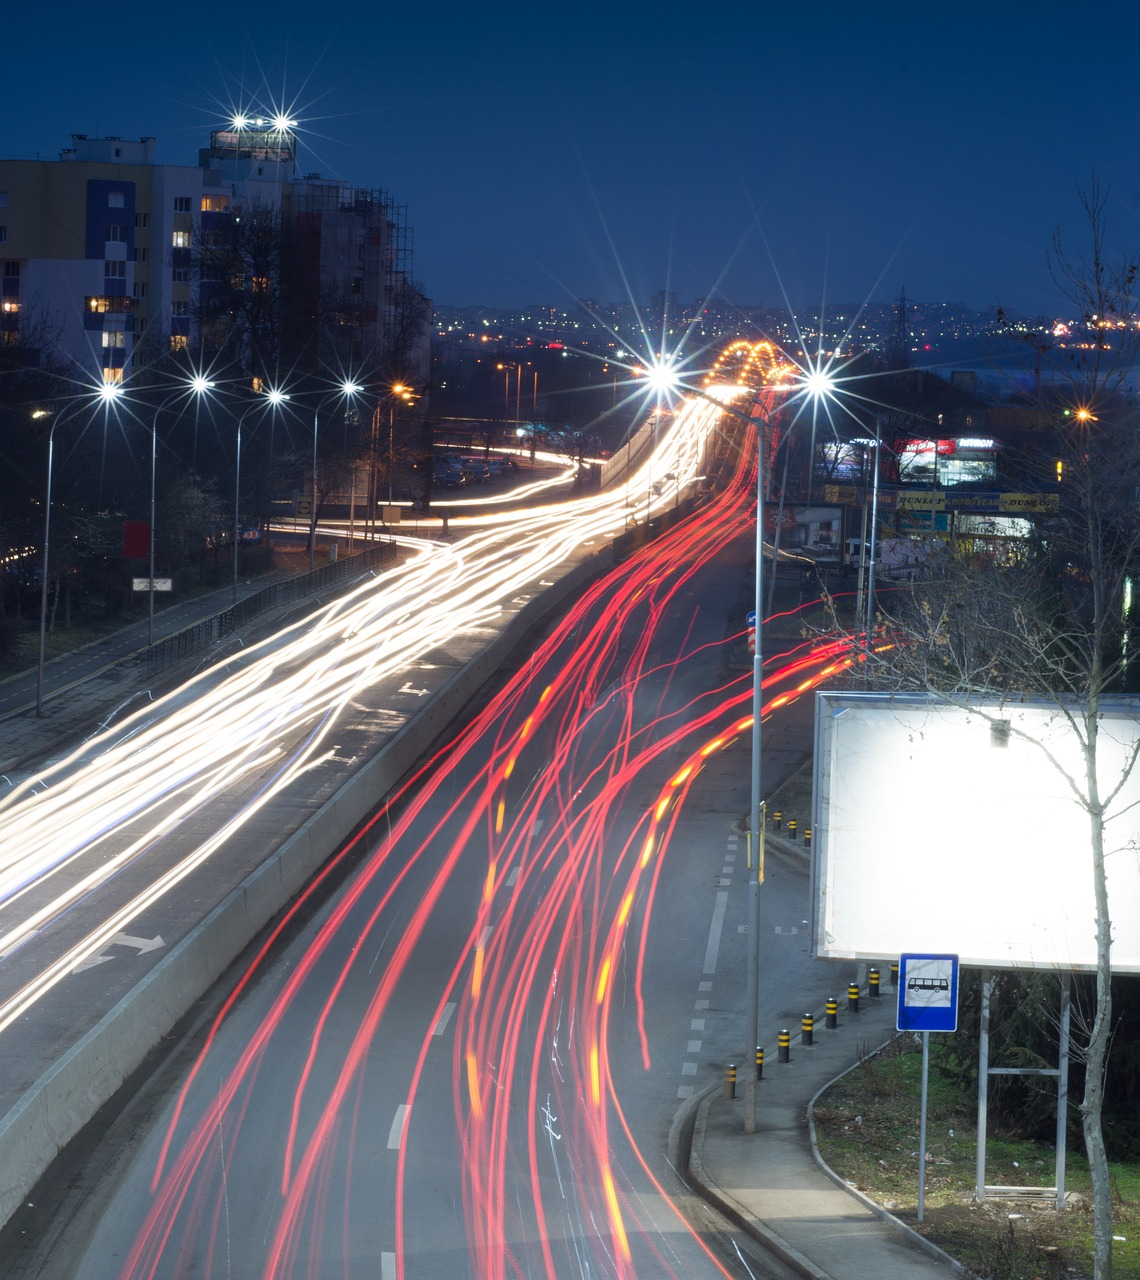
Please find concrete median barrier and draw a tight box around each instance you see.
[0,544,614,1230]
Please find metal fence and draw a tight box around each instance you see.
[140,542,397,679]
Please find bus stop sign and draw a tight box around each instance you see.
[897,953,959,1032]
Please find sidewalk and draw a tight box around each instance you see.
[687,970,964,1279]
[0,559,321,774]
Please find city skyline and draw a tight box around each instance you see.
[6,2,1140,323]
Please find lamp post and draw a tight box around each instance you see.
[148,376,217,644]
[235,388,289,605]
[310,381,363,574]
[643,354,834,1133]
[36,386,122,716]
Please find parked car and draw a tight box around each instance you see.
[433,465,467,488]
[458,457,491,484]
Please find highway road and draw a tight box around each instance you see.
[3,399,856,1277]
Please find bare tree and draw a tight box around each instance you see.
[844,183,1140,1280]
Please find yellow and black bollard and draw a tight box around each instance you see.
[755,1046,764,1080]
[787,818,798,840]
[773,810,782,830]
[723,1063,737,1099]
[825,996,839,1029]
[801,1013,814,1046]
[890,960,900,988]
[868,967,881,998]
[777,1028,791,1063]
[847,982,860,1014]
[804,826,812,850]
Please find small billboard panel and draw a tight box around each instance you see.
[811,692,1140,973]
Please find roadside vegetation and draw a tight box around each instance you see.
[812,1031,1140,1279]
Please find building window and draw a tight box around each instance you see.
[0,228,6,244]
[172,266,189,283]
[203,230,227,248]
[171,300,189,317]
[3,261,18,279]
[134,247,148,263]
[86,295,132,314]
[103,367,124,385]
[108,191,125,208]
[107,225,126,243]
[0,192,7,207]
[105,260,126,278]
[135,212,149,229]
[200,195,230,212]
[172,231,191,248]
[174,196,192,213]
[170,334,189,353]
[101,330,126,349]
[132,282,148,300]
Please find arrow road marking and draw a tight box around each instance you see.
[71,932,166,974]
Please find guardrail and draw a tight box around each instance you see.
[139,542,397,678]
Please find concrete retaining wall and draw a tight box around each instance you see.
[0,542,615,1229]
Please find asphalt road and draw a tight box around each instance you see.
[1,502,849,1277]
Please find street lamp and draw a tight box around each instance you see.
[235,388,289,605]
[311,380,363,574]
[36,385,123,716]
[643,353,835,1132]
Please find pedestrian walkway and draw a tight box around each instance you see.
[688,973,963,1279]
[0,556,333,774]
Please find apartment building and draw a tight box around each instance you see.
[0,122,419,385]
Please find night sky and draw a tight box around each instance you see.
[7,2,1138,318]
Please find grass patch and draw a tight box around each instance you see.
[813,1036,1140,1279]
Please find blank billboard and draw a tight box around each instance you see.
[811,692,1140,973]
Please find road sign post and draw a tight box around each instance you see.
[898,954,959,1222]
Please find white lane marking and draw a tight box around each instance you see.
[774,926,799,935]
[381,1252,397,1279]
[704,892,728,974]
[725,853,737,861]
[507,866,520,887]
[677,1085,694,1099]
[387,1104,410,1150]
[699,981,712,992]
[695,999,709,1010]
[687,1040,702,1053]
[434,1002,456,1036]
[717,878,731,887]
[691,1018,705,1031]
[681,1062,698,1076]
[478,925,493,948]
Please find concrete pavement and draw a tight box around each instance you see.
[686,954,964,1278]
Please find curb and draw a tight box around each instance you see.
[805,1041,967,1275]
[688,1086,834,1280]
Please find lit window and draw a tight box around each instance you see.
[101,331,125,349]
[174,196,191,213]
[108,191,125,208]
[200,195,230,212]
[172,231,191,248]
[103,367,124,385]
[170,334,189,352]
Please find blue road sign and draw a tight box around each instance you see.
[746,611,756,626]
[897,954,959,1033]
